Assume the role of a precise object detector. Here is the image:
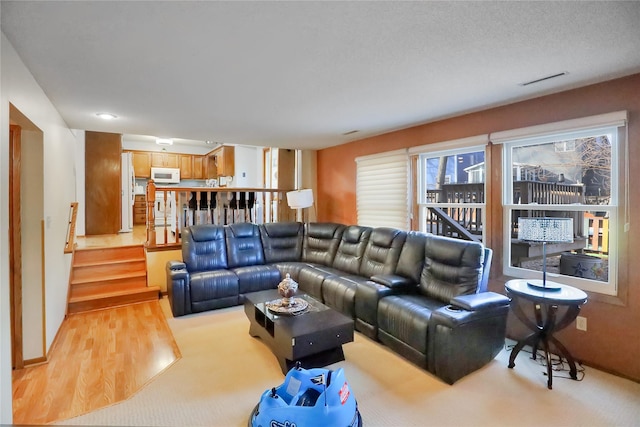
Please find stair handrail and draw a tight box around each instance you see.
[428,206,481,242]
[64,202,79,254]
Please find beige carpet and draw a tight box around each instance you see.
[60,298,640,427]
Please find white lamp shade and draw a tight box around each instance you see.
[287,189,314,209]
[518,217,574,243]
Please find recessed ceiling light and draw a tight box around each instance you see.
[96,112,117,120]
[156,138,173,146]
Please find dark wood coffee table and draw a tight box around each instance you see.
[244,289,354,374]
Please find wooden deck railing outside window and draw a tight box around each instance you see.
[423,180,587,242]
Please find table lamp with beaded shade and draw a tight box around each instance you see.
[518,217,574,291]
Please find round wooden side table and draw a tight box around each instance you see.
[505,279,588,389]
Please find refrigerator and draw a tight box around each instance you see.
[120,152,135,233]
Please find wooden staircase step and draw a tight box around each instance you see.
[73,245,145,265]
[70,270,147,286]
[68,244,153,314]
[70,274,149,299]
[73,256,146,268]
[71,260,147,283]
[68,287,161,314]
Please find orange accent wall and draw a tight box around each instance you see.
[317,73,640,381]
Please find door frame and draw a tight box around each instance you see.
[9,124,23,369]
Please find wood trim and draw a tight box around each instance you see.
[64,202,78,253]
[65,250,75,318]
[410,155,419,231]
[41,219,46,358]
[23,356,47,367]
[10,124,24,369]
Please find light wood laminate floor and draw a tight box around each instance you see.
[75,225,149,249]
[12,300,180,425]
[12,230,181,425]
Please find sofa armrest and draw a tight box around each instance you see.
[166,261,191,317]
[370,274,415,290]
[168,260,187,272]
[427,293,510,384]
[449,292,510,312]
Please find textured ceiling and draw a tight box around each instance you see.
[2,1,640,150]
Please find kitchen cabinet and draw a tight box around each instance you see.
[193,156,206,179]
[207,145,235,179]
[151,152,179,168]
[133,195,146,225]
[131,151,151,178]
[180,154,193,179]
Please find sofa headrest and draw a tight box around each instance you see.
[342,225,372,243]
[227,222,259,238]
[261,221,304,238]
[189,224,226,242]
[370,227,404,247]
[307,222,345,239]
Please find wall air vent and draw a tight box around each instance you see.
[519,72,568,87]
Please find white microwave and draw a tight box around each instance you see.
[151,167,180,184]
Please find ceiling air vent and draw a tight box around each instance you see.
[519,72,568,87]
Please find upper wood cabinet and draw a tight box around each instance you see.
[151,152,179,168]
[207,145,235,179]
[126,150,207,180]
[151,152,180,168]
[179,155,193,179]
[193,156,206,180]
[131,151,151,178]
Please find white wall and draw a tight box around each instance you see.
[232,145,260,187]
[21,128,44,361]
[1,32,78,423]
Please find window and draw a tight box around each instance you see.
[412,136,488,243]
[496,112,627,295]
[356,149,409,229]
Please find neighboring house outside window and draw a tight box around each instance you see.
[494,112,627,296]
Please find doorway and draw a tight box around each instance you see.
[9,104,45,369]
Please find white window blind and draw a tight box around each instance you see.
[356,149,409,230]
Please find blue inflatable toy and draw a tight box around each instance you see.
[249,364,362,427]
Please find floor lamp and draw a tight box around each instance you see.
[286,189,314,224]
[517,217,574,291]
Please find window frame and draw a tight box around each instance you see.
[413,137,488,243]
[498,116,626,296]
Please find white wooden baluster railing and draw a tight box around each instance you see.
[145,181,295,249]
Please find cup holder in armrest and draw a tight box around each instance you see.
[445,305,464,312]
